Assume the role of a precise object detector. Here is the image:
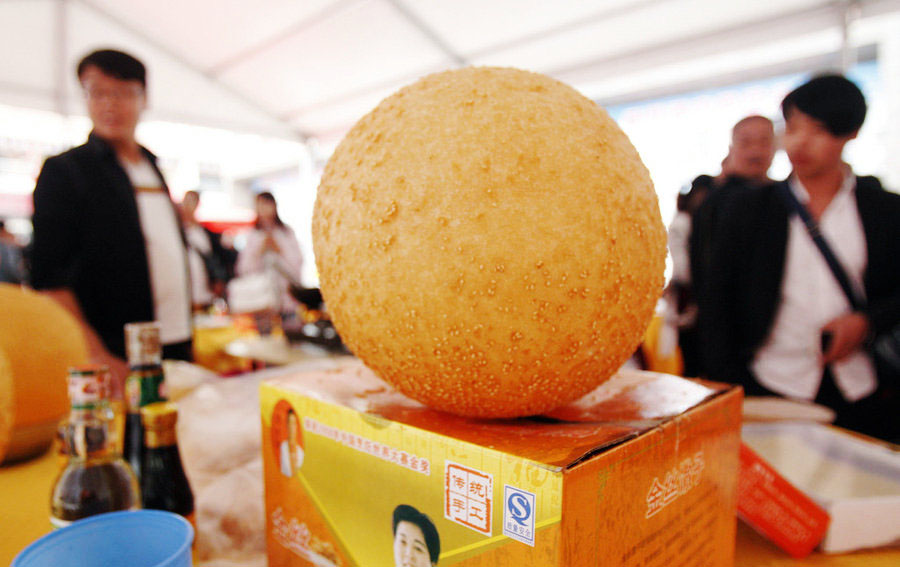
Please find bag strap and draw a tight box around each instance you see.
[776,182,866,311]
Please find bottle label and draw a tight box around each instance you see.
[68,372,104,408]
[125,322,162,366]
[126,368,167,411]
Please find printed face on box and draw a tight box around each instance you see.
[394,521,434,567]
[275,403,304,477]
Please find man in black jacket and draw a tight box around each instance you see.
[689,116,776,303]
[680,116,775,376]
[699,75,899,441]
[31,49,192,395]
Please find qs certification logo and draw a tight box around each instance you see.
[503,485,536,546]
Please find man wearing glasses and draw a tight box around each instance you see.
[31,49,192,395]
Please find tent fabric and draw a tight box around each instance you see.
[1,0,899,143]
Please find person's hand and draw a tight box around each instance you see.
[821,312,870,364]
[262,234,281,254]
[92,350,129,399]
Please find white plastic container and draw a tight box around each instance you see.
[742,422,900,553]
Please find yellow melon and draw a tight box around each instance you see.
[0,284,89,463]
[313,67,666,418]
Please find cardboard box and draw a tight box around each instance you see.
[260,360,743,566]
[742,422,900,554]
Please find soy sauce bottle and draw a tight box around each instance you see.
[140,401,195,527]
[122,322,167,480]
[50,366,140,527]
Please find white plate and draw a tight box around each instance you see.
[743,396,836,423]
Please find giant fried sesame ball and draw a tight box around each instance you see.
[0,284,88,463]
[313,67,665,418]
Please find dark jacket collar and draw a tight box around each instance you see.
[86,131,158,164]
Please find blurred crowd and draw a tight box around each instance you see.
[662,75,899,443]
[4,49,898,443]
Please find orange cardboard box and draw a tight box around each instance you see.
[260,360,743,566]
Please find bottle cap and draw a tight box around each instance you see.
[67,365,110,408]
[124,321,162,366]
[140,401,179,430]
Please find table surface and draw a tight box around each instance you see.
[3,447,898,566]
[735,522,900,566]
[1,449,58,565]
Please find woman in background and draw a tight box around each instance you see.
[236,191,303,313]
[180,190,228,310]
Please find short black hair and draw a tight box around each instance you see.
[77,49,146,88]
[781,74,865,136]
[392,504,440,564]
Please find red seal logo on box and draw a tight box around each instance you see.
[444,461,493,535]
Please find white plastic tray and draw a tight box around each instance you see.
[742,422,900,553]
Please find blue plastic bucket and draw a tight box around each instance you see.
[13,510,193,567]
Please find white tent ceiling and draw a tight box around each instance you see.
[2,0,899,144]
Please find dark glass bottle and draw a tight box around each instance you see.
[140,401,195,527]
[122,321,167,481]
[50,366,140,528]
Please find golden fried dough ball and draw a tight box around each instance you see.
[313,67,665,417]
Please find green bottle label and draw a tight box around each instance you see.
[125,367,167,410]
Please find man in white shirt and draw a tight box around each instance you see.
[32,49,192,395]
[700,75,900,441]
